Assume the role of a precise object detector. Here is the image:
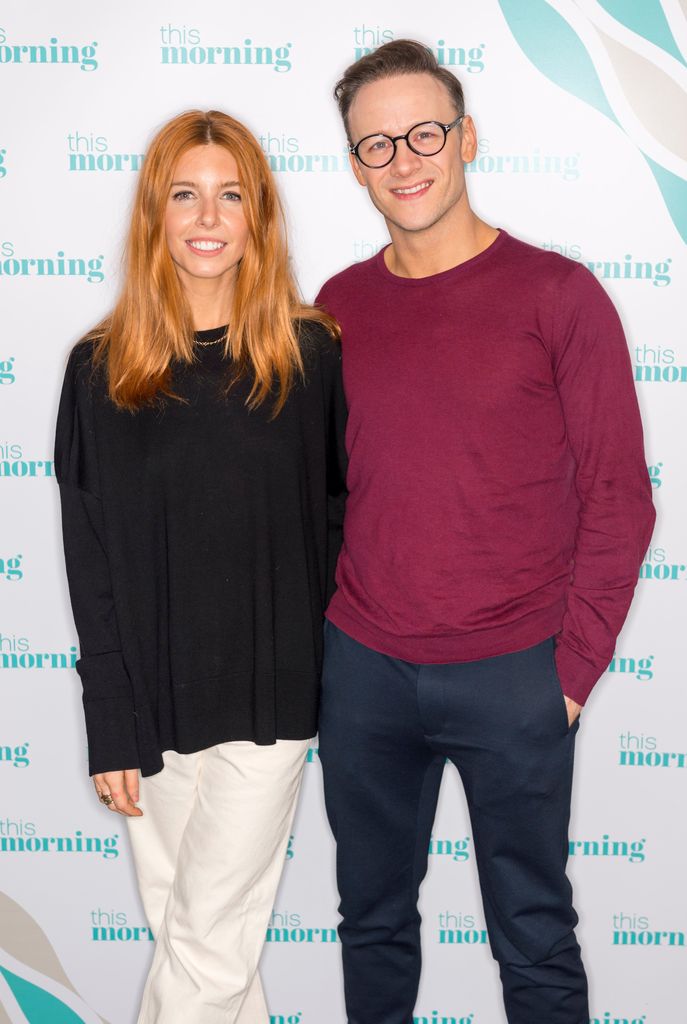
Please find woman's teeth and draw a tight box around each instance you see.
[188,240,225,251]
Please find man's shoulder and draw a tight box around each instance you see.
[316,253,380,307]
[497,232,612,320]
[500,231,587,286]
[502,234,621,340]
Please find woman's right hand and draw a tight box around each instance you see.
[93,769,143,816]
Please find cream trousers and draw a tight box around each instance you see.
[126,739,310,1024]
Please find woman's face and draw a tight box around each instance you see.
[165,143,250,295]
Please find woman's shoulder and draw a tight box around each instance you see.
[69,336,97,369]
[61,336,108,406]
[296,318,341,372]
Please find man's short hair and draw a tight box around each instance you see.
[334,39,465,142]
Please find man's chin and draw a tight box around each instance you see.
[383,210,443,236]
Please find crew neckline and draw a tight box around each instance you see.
[374,229,507,287]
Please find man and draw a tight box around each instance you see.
[315,39,655,1024]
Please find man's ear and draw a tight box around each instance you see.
[349,151,368,187]
[460,115,478,164]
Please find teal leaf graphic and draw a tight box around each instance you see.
[0,966,86,1023]
[597,0,686,67]
[0,892,110,1024]
[498,0,687,242]
[642,152,687,241]
[497,0,619,124]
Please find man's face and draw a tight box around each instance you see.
[347,73,477,236]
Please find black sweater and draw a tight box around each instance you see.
[55,324,347,777]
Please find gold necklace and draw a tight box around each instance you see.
[195,328,229,348]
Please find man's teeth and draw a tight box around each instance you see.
[189,240,225,251]
[393,182,431,195]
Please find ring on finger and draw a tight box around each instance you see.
[100,793,114,806]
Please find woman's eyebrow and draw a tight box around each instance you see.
[170,179,241,188]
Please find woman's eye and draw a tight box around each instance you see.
[222,191,241,201]
[172,190,194,201]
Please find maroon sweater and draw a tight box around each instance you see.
[316,230,655,705]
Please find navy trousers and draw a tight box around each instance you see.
[318,622,588,1024]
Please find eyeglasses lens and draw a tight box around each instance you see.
[358,122,446,167]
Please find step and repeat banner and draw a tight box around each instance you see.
[1,1,685,1022]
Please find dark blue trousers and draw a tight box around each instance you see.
[318,622,588,1024]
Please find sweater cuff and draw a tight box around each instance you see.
[554,640,604,706]
[83,697,141,776]
[76,652,140,775]
[76,651,132,700]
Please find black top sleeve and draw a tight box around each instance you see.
[54,347,139,775]
[319,333,348,602]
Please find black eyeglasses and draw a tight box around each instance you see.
[349,116,464,168]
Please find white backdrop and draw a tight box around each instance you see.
[1,2,686,1023]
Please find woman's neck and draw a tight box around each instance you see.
[184,279,234,331]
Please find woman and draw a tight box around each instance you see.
[55,110,346,1024]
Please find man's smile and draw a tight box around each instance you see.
[390,179,434,199]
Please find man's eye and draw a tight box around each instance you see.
[413,129,440,143]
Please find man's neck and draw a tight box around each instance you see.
[384,210,499,279]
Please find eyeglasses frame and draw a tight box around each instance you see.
[349,115,465,169]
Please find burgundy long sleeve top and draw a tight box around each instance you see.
[316,230,655,705]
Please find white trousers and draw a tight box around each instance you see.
[126,739,310,1024]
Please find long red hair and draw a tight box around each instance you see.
[92,109,338,413]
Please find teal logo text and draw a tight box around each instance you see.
[0,743,29,767]
[0,29,98,70]
[0,241,104,283]
[160,25,292,72]
[0,554,22,581]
